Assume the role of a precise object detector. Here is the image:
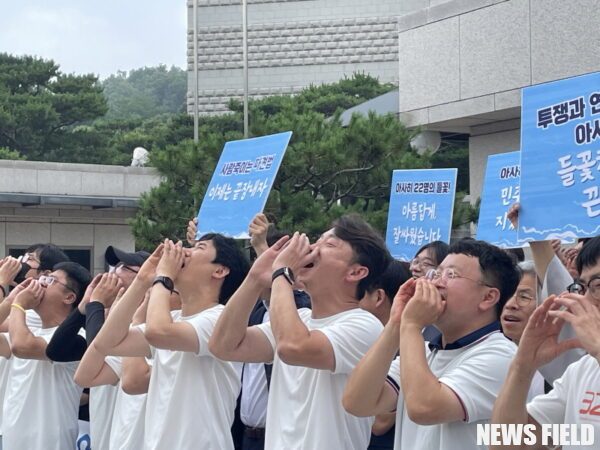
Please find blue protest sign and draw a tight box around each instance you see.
[519,72,600,242]
[476,151,522,248]
[385,169,457,261]
[196,131,292,238]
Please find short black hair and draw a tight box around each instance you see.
[332,214,392,299]
[198,233,250,304]
[53,262,92,308]
[505,247,525,264]
[368,259,412,304]
[448,239,520,318]
[27,244,70,271]
[576,236,600,275]
[415,240,449,266]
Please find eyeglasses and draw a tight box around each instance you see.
[410,258,436,270]
[22,253,41,269]
[513,291,535,306]
[39,275,76,294]
[567,277,600,300]
[425,268,493,287]
[116,263,139,274]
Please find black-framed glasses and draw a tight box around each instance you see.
[116,262,139,274]
[39,275,76,294]
[567,277,600,300]
[425,268,494,288]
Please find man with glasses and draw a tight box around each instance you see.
[2,262,91,450]
[343,239,520,450]
[492,235,600,449]
[45,246,150,450]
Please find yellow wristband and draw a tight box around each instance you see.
[11,303,26,314]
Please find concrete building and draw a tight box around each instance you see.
[0,160,160,273]
[396,0,600,199]
[186,0,413,115]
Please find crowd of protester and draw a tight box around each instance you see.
[0,205,598,450]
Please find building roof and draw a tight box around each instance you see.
[339,89,399,126]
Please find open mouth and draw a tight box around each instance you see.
[304,262,314,268]
[502,315,521,323]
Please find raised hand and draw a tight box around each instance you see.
[90,273,124,308]
[249,213,270,257]
[14,280,45,310]
[400,279,445,329]
[515,296,582,372]
[156,240,185,281]
[186,218,198,246]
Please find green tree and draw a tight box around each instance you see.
[0,53,107,160]
[131,74,431,246]
[102,65,187,120]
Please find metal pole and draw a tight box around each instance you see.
[193,0,199,143]
[242,0,249,138]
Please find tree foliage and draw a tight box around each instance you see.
[102,65,187,120]
[131,74,432,247]
[0,53,108,161]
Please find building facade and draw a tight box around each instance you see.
[186,0,419,115]
[0,160,160,273]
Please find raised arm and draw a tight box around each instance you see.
[343,278,414,417]
[93,246,163,358]
[73,342,120,388]
[399,280,465,425]
[145,240,200,352]
[9,280,47,360]
[0,257,21,316]
[491,297,580,449]
[508,203,555,280]
[208,237,289,363]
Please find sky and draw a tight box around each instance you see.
[0,1,188,79]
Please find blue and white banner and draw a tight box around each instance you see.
[476,151,522,248]
[196,131,292,239]
[519,71,600,242]
[385,169,457,261]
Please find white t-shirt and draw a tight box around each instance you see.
[106,355,149,450]
[2,326,83,450]
[528,355,600,450]
[257,307,383,450]
[388,330,517,450]
[0,313,41,436]
[90,380,119,450]
[143,304,241,450]
[539,256,585,383]
[241,307,270,428]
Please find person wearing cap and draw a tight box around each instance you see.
[45,246,150,450]
[2,262,91,450]
[105,246,151,289]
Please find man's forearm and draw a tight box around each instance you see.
[399,323,444,421]
[9,307,46,359]
[210,275,263,355]
[270,278,310,347]
[343,322,400,416]
[94,278,148,353]
[145,284,174,335]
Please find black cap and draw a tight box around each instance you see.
[105,246,150,267]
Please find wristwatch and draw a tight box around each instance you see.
[272,267,295,285]
[152,276,175,293]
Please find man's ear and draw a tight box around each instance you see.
[346,264,369,283]
[213,265,230,280]
[479,287,500,313]
[63,292,77,306]
[374,288,387,308]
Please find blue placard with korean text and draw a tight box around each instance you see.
[519,72,600,242]
[476,151,522,248]
[385,169,457,261]
[196,131,292,238]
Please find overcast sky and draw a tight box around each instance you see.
[0,1,187,79]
